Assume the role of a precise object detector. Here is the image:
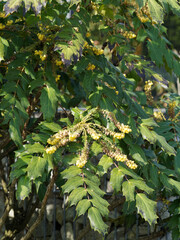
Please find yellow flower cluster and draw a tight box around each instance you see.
[76,148,88,168]
[0,23,5,30]
[46,146,57,154]
[93,48,104,55]
[34,50,47,61]
[55,75,61,82]
[0,12,6,18]
[76,158,87,168]
[69,131,80,141]
[153,111,164,122]
[83,42,104,55]
[119,123,132,134]
[168,101,176,119]
[37,33,45,41]
[144,80,153,104]
[87,127,101,140]
[114,132,125,140]
[47,130,69,145]
[126,160,137,169]
[123,31,136,39]
[55,60,63,67]
[87,63,96,71]
[114,153,128,162]
[6,20,13,26]
[86,32,91,38]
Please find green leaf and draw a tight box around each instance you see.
[61,165,81,179]
[90,141,102,155]
[151,131,176,156]
[160,174,180,195]
[39,122,62,132]
[9,117,22,147]
[85,179,105,196]
[130,179,154,194]
[26,157,47,180]
[175,149,180,178]
[4,0,47,15]
[141,118,159,127]
[129,144,148,166]
[122,181,135,201]
[40,86,58,121]
[136,193,158,225]
[97,155,113,176]
[140,125,155,144]
[88,207,108,234]
[90,198,109,217]
[68,187,87,206]
[76,199,91,217]
[118,164,142,180]
[16,176,32,200]
[149,164,160,188]
[0,37,9,62]
[110,168,124,193]
[62,176,83,194]
[25,143,45,154]
[148,0,164,24]
[87,189,109,207]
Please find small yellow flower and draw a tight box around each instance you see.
[6,20,13,26]
[55,75,61,82]
[76,159,87,168]
[87,63,96,71]
[46,146,57,154]
[86,32,91,38]
[114,153,128,162]
[114,132,125,140]
[69,132,79,141]
[55,60,63,67]
[40,54,47,61]
[0,12,6,18]
[119,123,132,134]
[37,33,45,41]
[126,160,137,169]
[0,23,5,30]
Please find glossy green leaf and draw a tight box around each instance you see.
[174,149,180,177]
[76,199,91,217]
[62,176,83,193]
[90,141,102,155]
[129,144,147,166]
[110,168,124,193]
[151,131,176,156]
[61,165,81,179]
[90,198,109,217]
[0,37,9,62]
[68,187,87,206]
[40,86,58,121]
[148,0,164,23]
[122,181,135,201]
[9,117,22,147]
[16,175,32,200]
[136,193,158,225]
[97,155,113,176]
[26,156,47,180]
[4,0,47,15]
[88,207,108,234]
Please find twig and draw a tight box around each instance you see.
[20,167,58,240]
[0,179,16,231]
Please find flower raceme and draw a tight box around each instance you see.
[45,108,137,170]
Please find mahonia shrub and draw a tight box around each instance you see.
[0,0,180,239]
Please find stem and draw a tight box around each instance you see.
[0,179,16,231]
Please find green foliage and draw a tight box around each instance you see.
[0,0,180,238]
